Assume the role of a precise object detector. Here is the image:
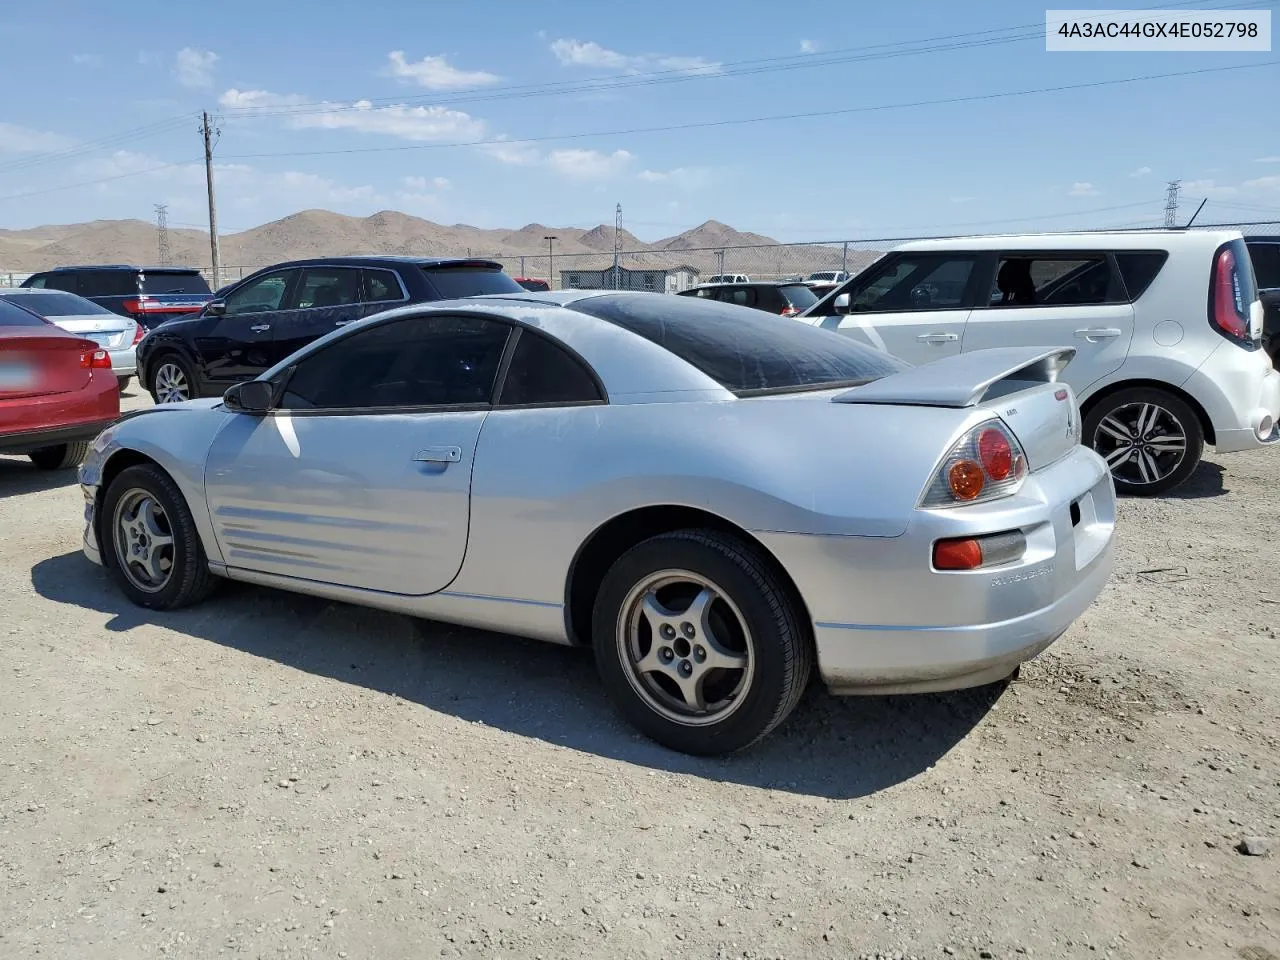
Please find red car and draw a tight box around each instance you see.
[0,295,120,470]
[514,277,551,292]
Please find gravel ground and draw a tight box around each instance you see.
[1,390,1277,960]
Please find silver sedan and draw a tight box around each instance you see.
[77,291,1116,755]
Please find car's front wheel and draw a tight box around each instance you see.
[592,529,812,755]
[1083,386,1204,496]
[28,442,89,471]
[150,354,195,404]
[101,463,217,609]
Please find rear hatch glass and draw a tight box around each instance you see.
[424,265,523,299]
[779,284,819,309]
[140,272,212,295]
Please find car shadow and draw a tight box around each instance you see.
[0,456,82,495]
[1163,460,1227,500]
[30,551,1003,800]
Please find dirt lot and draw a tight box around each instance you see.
[2,389,1277,960]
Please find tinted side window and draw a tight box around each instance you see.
[362,269,405,303]
[989,255,1123,307]
[498,330,604,406]
[24,274,48,288]
[79,270,136,297]
[1248,243,1280,289]
[42,272,80,293]
[0,298,49,327]
[1114,251,1170,300]
[225,270,295,315]
[140,272,211,295]
[289,267,361,309]
[279,315,512,410]
[837,255,976,314]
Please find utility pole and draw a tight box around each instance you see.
[544,235,557,290]
[612,202,623,290]
[201,111,222,289]
[519,255,526,277]
[154,203,172,266]
[1163,180,1181,228]
[715,249,725,277]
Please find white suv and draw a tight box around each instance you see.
[801,229,1279,494]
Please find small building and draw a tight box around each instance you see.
[560,264,700,294]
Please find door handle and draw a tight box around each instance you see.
[334,319,355,326]
[249,324,271,333]
[1074,327,1122,340]
[413,446,461,463]
[916,332,959,343]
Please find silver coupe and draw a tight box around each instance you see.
[78,291,1117,755]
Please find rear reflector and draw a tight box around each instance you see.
[933,530,1028,571]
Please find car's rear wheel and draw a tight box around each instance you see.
[1084,386,1204,496]
[28,442,89,471]
[592,529,812,755]
[150,354,194,404]
[101,463,217,609]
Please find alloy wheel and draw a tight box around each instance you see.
[112,488,176,593]
[153,362,189,403]
[1092,401,1187,487]
[616,569,755,726]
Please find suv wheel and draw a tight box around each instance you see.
[150,354,195,404]
[1083,387,1204,496]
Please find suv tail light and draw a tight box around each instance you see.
[131,321,145,345]
[1208,240,1260,345]
[919,419,1028,508]
[80,348,112,369]
[780,304,800,317]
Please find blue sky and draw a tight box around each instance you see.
[0,0,1277,242]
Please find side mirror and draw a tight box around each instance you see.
[834,293,852,315]
[205,299,227,316]
[223,379,273,414]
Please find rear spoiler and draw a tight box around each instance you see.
[832,346,1075,409]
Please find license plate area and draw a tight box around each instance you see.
[0,361,36,389]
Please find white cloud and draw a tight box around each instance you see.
[949,195,976,204]
[799,39,817,53]
[546,148,633,179]
[0,122,74,154]
[174,47,219,88]
[402,175,451,191]
[637,166,713,189]
[1242,175,1280,192]
[71,53,102,67]
[477,137,542,166]
[1255,156,1280,163]
[548,37,720,74]
[219,88,486,142]
[385,51,500,90]
[1129,165,1152,177]
[1182,178,1238,198]
[1067,181,1098,197]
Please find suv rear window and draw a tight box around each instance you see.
[140,271,211,295]
[779,283,819,309]
[567,292,908,396]
[1248,241,1280,289]
[424,265,522,299]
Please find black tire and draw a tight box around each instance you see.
[100,463,217,610]
[591,529,812,756]
[117,376,132,393]
[1083,386,1204,496]
[28,442,89,471]
[148,352,196,404]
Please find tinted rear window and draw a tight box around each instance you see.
[779,284,819,308]
[1248,242,1280,289]
[0,298,49,327]
[567,293,909,396]
[424,266,522,299]
[140,271,211,295]
[1114,251,1169,301]
[0,290,114,317]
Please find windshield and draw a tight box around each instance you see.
[567,292,908,396]
[140,272,212,295]
[0,290,114,317]
[425,266,523,298]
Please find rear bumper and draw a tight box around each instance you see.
[1185,342,1280,453]
[109,345,137,378]
[757,445,1116,695]
[0,419,117,455]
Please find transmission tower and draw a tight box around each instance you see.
[1163,180,1181,228]
[612,202,623,289]
[154,203,172,265]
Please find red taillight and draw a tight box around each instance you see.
[132,321,144,345]
[933,538,984,570]
[80,349,112,369]
[1211,247,1249,341]
[978,428,1013,481]
[780,305,800,317]
[122,298,142,315]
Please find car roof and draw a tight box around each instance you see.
[893,229,1242,253]
[42,264,203,273]
[688,280,809,289]
[245,255,507,270]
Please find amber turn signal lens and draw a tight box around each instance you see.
[947,459,985,500]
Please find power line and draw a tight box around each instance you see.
[221,59,1279,162]
[0,158,202,203]
[0,114,199,176]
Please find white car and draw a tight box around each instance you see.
[801,230,1279,494]
[705,274,750,284]
[0,287,141,391]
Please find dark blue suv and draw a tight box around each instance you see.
[135,256,523,404]
[21,264,213,329]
